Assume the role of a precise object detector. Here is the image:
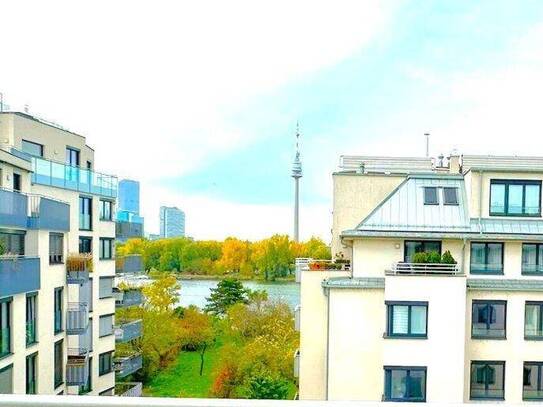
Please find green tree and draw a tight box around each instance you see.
[204,278,249,315]
[179,306,215,376]
[247,375,290,399]
[142,273,180,312]
[251,235,292,280]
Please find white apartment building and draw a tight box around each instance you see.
[0,111,142,396]
[298,154,543,403]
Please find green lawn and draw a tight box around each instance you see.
[144,338,225,398]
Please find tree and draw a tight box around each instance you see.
[142,273,180,312]
[219,237,251,274]
[251,235,292,280]
[301,237,331,259]
[204,278,249,315]
[247,375,290,399]
[179,306,215,375]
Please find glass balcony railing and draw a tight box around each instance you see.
[31,156,118,198]
[66,302,89,335]
[26,320,37,346]
[114,353,143,378]
[114,319,143,343]
[0,327,10,357]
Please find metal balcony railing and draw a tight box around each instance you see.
[31,155,118,198]
[115,288,144,308]
[66,302,89,335]
[0,256,40,297]
[115,381,143,397]
[114,353,143,378]
[114,319,143,343]
[66,351,89,387]
[386,262,462,276]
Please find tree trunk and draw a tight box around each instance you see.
[199,343,208,376]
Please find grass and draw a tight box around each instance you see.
[143,336,225,398]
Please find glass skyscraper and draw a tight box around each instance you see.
[118,179,140,214]
[116,179,144,241]
[159,206,185,238]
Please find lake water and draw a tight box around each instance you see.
[176,279,300,309]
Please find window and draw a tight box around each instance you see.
[79,196,92,231]
[404,241,441,262]
[99,314,114,337]
[0,364,13,394]
[54,288,63,334]
[470,242,504,274]
[54,339,63,388]
[21,140,43,157]
[443,187,459,205]
[99,238,114,260]
[66,147,80,167]
[472,300,506,339]
[525,302,543,339]
[80,357,92,394]
[524,362,543,400]
[49,233,63,264]
[470,361,505,400]
[99,277,113,299]
[423,187,438,205]
[522,244,543,275]
[384,366,426,402]
[490,180,541,216]
[0,299,11,357]
[79,236,92,254]
[26,353,37,394]
[386,302,428,338]
[0,231,25,255]
[99,351,114,376]
[88,278,93,312]
[87,317,93,353]
[26,293,37,346]
[100,200,113,221]
[12,173,21,192]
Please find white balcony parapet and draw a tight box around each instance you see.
[293,349,300,378]
[0,394,513,406]
[294,306,300,332]
[115,382,143,397]
[386,262,462,276]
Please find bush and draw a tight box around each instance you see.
[411,252,428,263]
[427,251,441,264]
[246,375,290,399]
[441,250,457,264]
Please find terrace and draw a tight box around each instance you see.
[0,256,40,297]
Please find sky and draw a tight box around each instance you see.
[2,1,543,241]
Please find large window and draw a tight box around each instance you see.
[26,293,37,346]
[99,315,114,337]
[524,362,543,400]
[0,231,25,255]
[54,288,63,334]
[79,196,92,231]
[470,242,504,274]
[0,364,13,394]
[54,339,63,388]
[386,302,428,338]
[472,300,506,339]
[99,200,113,221]
[21,140,43,157]
[490,180,541,216]
[0,299,11,357]
[384,366,426,402]
[470,361,505,400]
[99,351,113,376]
[525,302,543,339]
[404,241,441,262]
[99,238,114,260]
[522,244,543,275]
[79,237,92,254]
[49,233,63,264]
[26,353,37,394]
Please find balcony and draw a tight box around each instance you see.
[115,319,143,343]
[31,155,118,198]
[0,256,40,297]
[116,381,143,397]
[27,194,70,231]
[386,262,462,276]
[0,188,27,228]
[115,288,144,308]
[66,350,89,386]
[66,302,89,335]
[66,254,93,284]
[114,352,143,378]
[116,255,144,274]
[295,258,351,283]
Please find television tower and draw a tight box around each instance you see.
[291,123,302,242]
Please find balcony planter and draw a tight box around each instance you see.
[66,254,93,284]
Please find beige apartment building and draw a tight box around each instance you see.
[0,111,142,396]
[298,154,543,403]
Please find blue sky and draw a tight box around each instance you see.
[3,1,543,239]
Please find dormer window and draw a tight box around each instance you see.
[443,187,459,205]
[490,180,541,217]
[423,187,438,205]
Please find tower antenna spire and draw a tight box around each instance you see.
[291,122,303,242]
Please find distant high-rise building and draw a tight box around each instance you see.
[117,179,144,241]
[160,206,185,238]
[118,179,140,214]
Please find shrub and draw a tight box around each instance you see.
[0,240,5,256]
[66,253,93,272]
[441,250,457,264]
[411,252,429,264]
[427,251,442,264]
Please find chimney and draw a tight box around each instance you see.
[449,151,461,173]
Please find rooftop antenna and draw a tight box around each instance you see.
[291,122,303,242]
[424,132,430,157]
